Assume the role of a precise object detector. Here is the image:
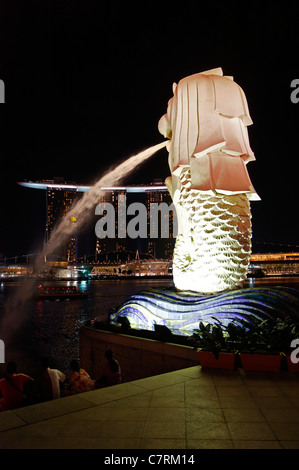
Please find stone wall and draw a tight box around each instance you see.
[80,325,199,383]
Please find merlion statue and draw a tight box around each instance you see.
[115,68,297,334]
[158,67,259,294]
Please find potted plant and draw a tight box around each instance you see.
[190,316,299,372]
[190,320,235,369]
[236,318,299,372]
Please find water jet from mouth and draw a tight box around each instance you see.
[1,141,168,344]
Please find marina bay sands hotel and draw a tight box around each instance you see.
[18,178,175,262]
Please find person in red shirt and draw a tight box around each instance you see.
[0,361,33,411]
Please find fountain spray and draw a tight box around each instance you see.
[1,141,167,344]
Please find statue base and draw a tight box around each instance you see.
[114,286,299,336]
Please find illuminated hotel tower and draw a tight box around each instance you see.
[95,181,175,258]
[45,180,80,261]
[95,188,127,257]
[145,182,175,258]
[20,178,82,261]
[18,179,176,260]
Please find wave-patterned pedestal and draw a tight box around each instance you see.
[115,286,299,335]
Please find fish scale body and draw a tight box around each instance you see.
[172,167,252,293]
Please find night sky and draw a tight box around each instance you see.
[0,1,298,258]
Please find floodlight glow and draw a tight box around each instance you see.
[115,287,299,335]
[158,67,259,294]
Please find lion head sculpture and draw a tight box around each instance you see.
[158,67,259,201]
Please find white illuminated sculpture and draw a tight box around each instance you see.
[114,69,299,333]
[158,68,259,293]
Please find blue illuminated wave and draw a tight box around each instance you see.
[116,286,299,335]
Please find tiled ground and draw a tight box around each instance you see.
[1,365,299,449]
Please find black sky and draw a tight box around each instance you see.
[0,1,298,257]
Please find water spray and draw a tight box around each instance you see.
[0,141,168,344]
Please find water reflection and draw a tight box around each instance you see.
[245,276,299,289]
[0,277,298,377]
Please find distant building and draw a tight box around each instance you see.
[145,183,175,259]
[95,180,176,259]
[18,179,176,261]
[20,177,81,261]
[46,179,80,261]
[95,189,127,257]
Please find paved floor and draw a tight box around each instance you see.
[1,365,299,449]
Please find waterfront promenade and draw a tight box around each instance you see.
[1,365,299,449]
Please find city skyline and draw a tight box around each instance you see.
[14,177,176,262]
[0,3,298,258]
[0,174,296,263]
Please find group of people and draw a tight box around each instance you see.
[0,349,121,412]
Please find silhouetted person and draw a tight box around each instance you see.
[97,349,121,387]
[0,361,33,411]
